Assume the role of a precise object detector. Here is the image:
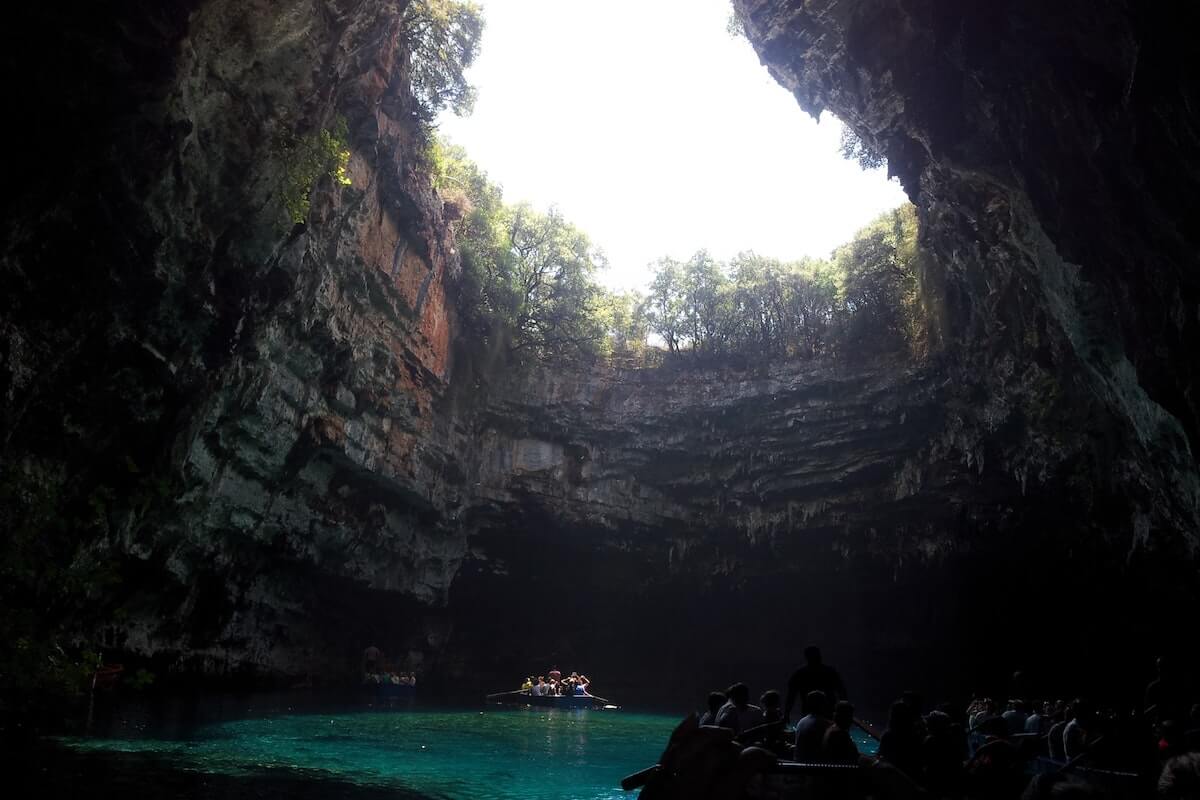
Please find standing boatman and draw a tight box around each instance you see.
[784,646,847,725]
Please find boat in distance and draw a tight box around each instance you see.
[486,689,619,709]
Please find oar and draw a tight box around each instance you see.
[486,689,529,699]
[737,718,787,742]
[620,764,661,791]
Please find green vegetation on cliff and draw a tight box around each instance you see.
[404,0,484,121]
[433,138,931,366]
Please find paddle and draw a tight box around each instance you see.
[485,689,530,699]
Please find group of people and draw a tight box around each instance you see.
[360,644,417,687]
[365,670,417,686]
[683,647,1200,798]
[521,668,592,697]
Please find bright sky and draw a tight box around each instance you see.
[436,0,908,292]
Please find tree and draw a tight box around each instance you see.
[601,291,649,356]
[403,0,484,121]
[646,258,687,354]
[838,123,887,170]
[499,205,607,359]
[834,206,921,352]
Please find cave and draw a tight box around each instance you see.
[3,0,1199,779]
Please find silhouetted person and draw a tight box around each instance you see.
[878,699,923,780]
[902,689,928,739]
[793,690,833,761]
[699,691,726,726]
[784,646,846,724]
[716,683,762,735]
[1158,752,1200,799]
[966,716,1023,799]
[822,700,860,764]
[1025,701,1052,736]
[758,690,785,752]
[1047,706,1069,761]
[1063,699,1094,761]
[1003,699,1030,735]
[922,710,963,796]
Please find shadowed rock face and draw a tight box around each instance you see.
[2,0,1198,705]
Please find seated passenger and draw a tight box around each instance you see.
[793,690,833,761]
[822,700,860,764]
[521,676,533,691]
[878,699,923,779]
[1003,699,1029,735]
[716,683,762,735]
[922,710,963,794]
[1025,701,1052,735]
[1063,700,1094,761]
[760,690,782,724]
[699,691,726,726]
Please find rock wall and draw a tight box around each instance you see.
[2,0,472,680]
[2,0,1199,705]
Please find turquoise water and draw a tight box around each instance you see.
[62,706,880,799]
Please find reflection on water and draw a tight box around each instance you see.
[60,699,880,800]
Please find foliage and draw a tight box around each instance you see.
[834,204,928,352]
[431,138,929,366]
[839,123,887,170]
[430,139,609,361]
[600,291,650,356]
[404,0,484,121]
[639,206,928,362]
[279,117,353,222]
[725,9,747,39]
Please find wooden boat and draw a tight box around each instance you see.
[377,681,416,698]
[486,689,616,709]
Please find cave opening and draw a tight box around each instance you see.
[2,4,1199,785]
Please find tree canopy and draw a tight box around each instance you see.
[403,0,484,121]
[429,139,931,367]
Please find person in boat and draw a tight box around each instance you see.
[1062,698,1095,761]
[698,691,726,726]
[1047,703,1070,760]
[921,709,963,794]
[793,690,833,761]
[548,666,562,682]
[1158,752,1200,799]
[784,646,847,725]
[716,683,762,736]
[363,644,383,676]
[822,699,860,764]
[521,676,533,691]
[878,699,923,779]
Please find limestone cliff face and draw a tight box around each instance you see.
[732,0,1200,553]
[2,0,470,678]
[3,0,1199,703]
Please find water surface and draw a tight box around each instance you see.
[61,703,879,799]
